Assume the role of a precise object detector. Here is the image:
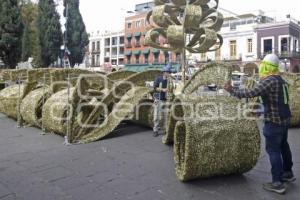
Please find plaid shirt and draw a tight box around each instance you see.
[232,75,290,125]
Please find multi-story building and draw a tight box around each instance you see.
[202,11,273,67]
[88,30,125,71]
[102,31,125,71]
[256,19,300,72]
[89,31,101,68]
[124,1,180,72]
[123,5,276,73]
[201,10,300,73]
[90,1,300,74]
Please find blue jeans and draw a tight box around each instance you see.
[263,122,293,182]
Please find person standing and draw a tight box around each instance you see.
[224,54,295,194]
[153,64,172,137]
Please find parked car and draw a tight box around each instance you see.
[231,71,249,89]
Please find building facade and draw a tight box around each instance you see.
[201,11,300,73]
[256,20,300,72]
[89,31,101,68]
[201,11,273,66]
[88,30,125,71]
[124,2,180,72]
[89,2,300,73]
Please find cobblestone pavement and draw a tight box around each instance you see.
[0,113,299,200]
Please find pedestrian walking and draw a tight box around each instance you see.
[153,64,173,137]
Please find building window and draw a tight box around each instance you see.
[119,47,124,55]
[112,37,118,46]
[112,47,118,57]
[111,59,117,66]
[230,40,237,59]
[176,53,181,63]
[119,58,124,65]
[92,42,95,51]
[96,55,100,66]
[154,53,159,63]
[281,38,288,52]
[135,55,140,64]
[104,48,110,57]
[164,51,170,63]
[135,37,141,47]
[92,55,95,66]
[144,54,149,64]
[263,39,273,54]
[127,38,132,48]
[126,55,131,64]
[119,36,124,45]
[104,57,110,62]
[127,22,132,29]
[136,20,141,28]
[247,39,253,53]
[294,39,299,51]
[96,41,100,51]
[105,38,110,46]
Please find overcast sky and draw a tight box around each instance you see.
[76,0,300,33]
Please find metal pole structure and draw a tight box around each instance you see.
[64,2,69,69]
[181,1,188,85]
[181,49,186,85]
[17,74,22,128]
[41,73,46,134]
[65,73,71,145]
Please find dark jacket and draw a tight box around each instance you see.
[232,75,292,125]
[154,75,168,101]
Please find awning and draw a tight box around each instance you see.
[122,65,152,72]
[132,50,141,55]
[126,33,132,38]
[152,48,160,54]
[143,48,150,54]
[133,32,141,37]
[143,31,149,36]
[125,50,132,56]
[122,64,180,73]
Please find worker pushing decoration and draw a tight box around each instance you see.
[225,54,296,195]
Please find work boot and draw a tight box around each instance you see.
[282,171,296,183]
[263,182,286,194]
[153,131,159,137]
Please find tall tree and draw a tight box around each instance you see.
[20,1,38,62]
[64,0,89,67]
[37,0,62,67]
[0,0,23,68]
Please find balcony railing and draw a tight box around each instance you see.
[92,49,100,53]
[259,50,300,59]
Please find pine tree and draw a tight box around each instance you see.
[0,0,23,68]
[20,1,38,63]
[37,0,62,67]
[21,25,31,61]
[64,0,89,67]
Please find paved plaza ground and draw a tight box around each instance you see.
[0,113,299,200]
